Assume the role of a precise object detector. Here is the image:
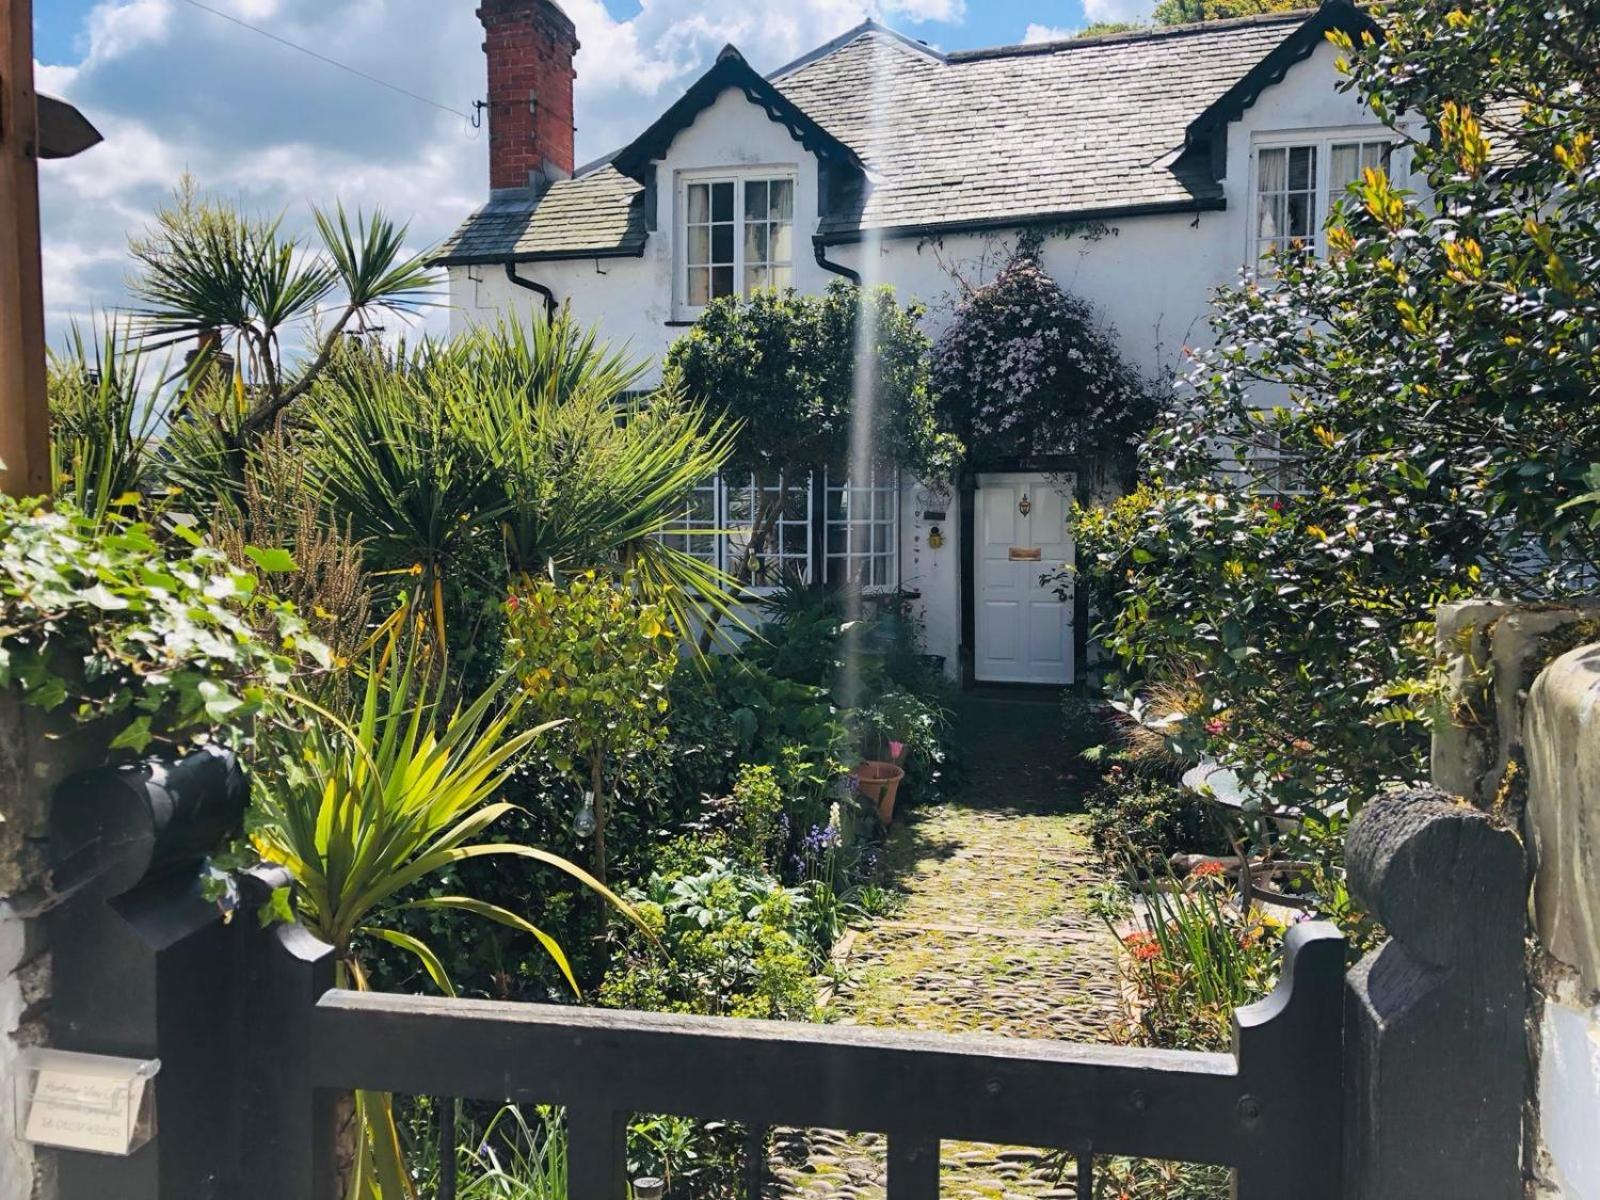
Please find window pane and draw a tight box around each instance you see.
[1330,144,1358,192]
[770,179,794,220]
[744,180,768,221]
[1361,141,1388,172]
[687,225,710,266]
[745,265,768,292]
[712,224,734,264]
[688,267,710,307]
[712,266,735,298]
[770,265,793,290]
[711,182,734,222]
[745,223,769,264]
[687,184,710,224]
[782,526,808,556]
[1288,145,1315,190]
[1287,192,1313,239]
[771,223,793,263]
[1257,147,1286,194]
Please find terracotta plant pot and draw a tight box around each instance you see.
[856,761,907,826]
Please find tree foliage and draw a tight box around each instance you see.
[127,177,436,475]
[662,281,953,481]
[1151,0,1301,26]
[505,571,678,885]
[1077,0,1600,825]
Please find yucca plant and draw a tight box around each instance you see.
[47,319,165,523]
[304,317,744,653]
[252,613,634,1198]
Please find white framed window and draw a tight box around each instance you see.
[659,476,720,565]
[1251,132,1400,260]
[657,467,900,593]
[725,470,812,588]
[824,465,899,590]
[678,171,795,315]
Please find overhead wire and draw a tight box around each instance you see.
[174,0,479,125]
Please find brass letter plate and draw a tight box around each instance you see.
[1009,547,1043,562]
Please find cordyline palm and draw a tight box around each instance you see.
[305,316,743,652]
[47,318,164,524]
[127,178,436,493]
[252,614,636,1198]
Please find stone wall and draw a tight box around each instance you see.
[0,700,104,1200]
[1524,645,1600,1198]
[1432,601,1600,1198]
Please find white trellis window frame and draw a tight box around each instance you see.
[658,476,721,566]
[678,170,796,318]
[724,470,813,589]
[1251,131,1401,260]
[824,465,899,590]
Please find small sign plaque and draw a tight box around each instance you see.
[1009,547,1043,562]
[16,1049,159,1156]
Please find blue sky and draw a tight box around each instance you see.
[33,0,1143,344]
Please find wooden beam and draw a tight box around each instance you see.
[310,989,1247,1166]
[0,0,50,498]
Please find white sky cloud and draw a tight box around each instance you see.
[38,0,958,346]
[1083,0,1156,23]
[1023,23,1072,42]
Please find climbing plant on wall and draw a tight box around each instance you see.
[930,251,1160,469]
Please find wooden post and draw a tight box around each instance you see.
[1342,788,1526,1199]
[0,0,51,498]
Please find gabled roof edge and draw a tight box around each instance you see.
[767,19,946,81]
[609,44,866,182]
[1182,0,1381,155]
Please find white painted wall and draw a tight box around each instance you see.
[446,39,1394,676]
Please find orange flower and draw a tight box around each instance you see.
[1191,860,1227,879]
[1122,930,1161,962]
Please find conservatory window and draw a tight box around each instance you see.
[724,471,813,588]
[680,173,795,313]
[659,476,720,565]
[824,466,899,589]
[1253,135,1398,260]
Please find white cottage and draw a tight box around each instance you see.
[438,0,1394,688]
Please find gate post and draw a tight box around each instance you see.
[44,748,249,1200]
[230,869,338,1200]
[1232,920,1347,1200]
[1343,788,1525,1199]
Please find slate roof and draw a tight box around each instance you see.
[434,6,1359,265]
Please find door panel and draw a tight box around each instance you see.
[974,473,1075,685]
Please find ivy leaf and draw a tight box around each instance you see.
[109,716,154,753]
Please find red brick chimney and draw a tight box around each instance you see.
[478,0,580,194]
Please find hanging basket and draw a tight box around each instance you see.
[855,761,907,826]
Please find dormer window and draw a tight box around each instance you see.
[679,170,795,314]
[1252,132,1400,260]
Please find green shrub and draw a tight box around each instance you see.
[599,858,821,1020]
[1085,770,1229,869]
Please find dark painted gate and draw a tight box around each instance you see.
[39,768,1525,1200]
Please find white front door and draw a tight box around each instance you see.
[975,473,1075,685]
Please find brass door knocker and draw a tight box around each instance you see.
[1018,494,1033,517]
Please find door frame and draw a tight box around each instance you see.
[958,456,1089,690]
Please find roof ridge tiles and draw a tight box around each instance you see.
[945,7,1318,62]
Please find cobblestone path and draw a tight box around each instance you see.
[768,694,1125,1199]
